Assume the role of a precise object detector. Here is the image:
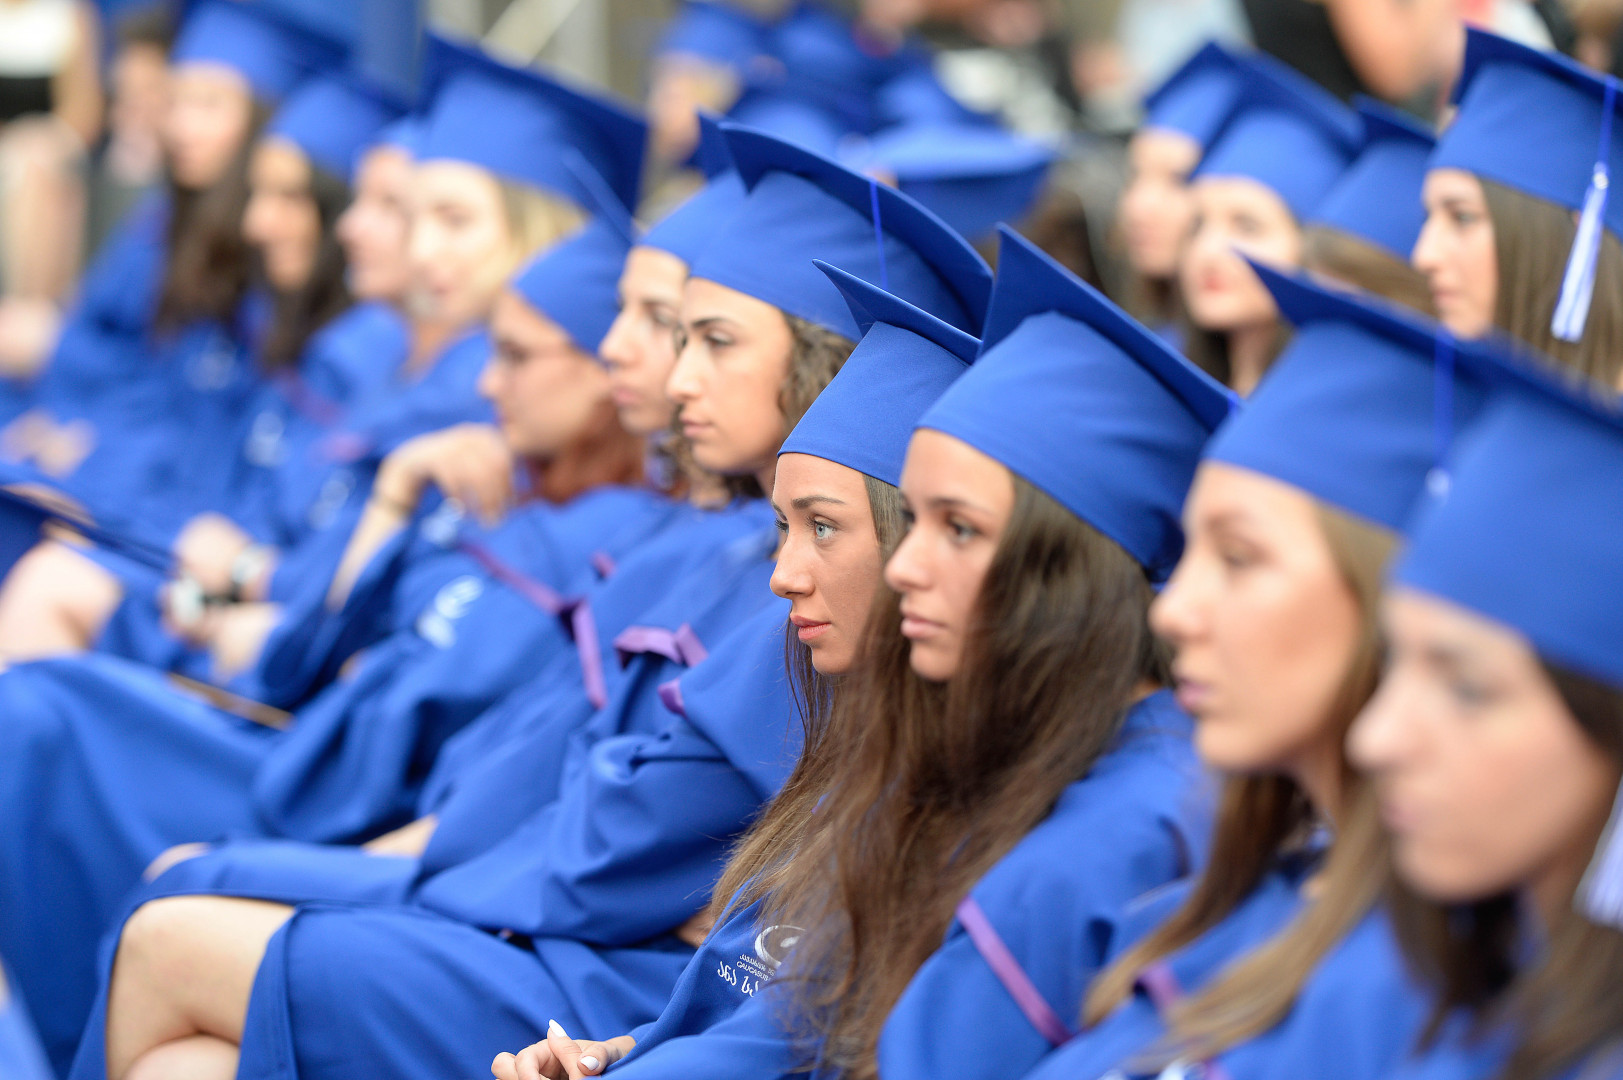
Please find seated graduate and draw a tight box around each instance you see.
[1172,50,1359,396]
[1413,30,1623,389]
[0,193,653,1074]
[83,129,993,1080]
[0,34,635,675]
[1004,268,1511,1080]
[0,0,345,513]
[45,121,988,1080]
[494,226,1225,1080]
[1347,356,1623,1080]
[1301,98,1436,315]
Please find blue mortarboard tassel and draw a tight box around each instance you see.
[1553,76,1618,343]
[1428,331,1456,499]
[868,177,889,291]
[1580,778,1623,929]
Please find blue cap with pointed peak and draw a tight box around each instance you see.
[688,123,992,339]
[643,113,748,267]
[1310,98,1435,260]
[779,263,978,486]
[1143,41,1246,149]
[1207,263,1499,531]
[1192,50,1362,220]
[511,156,637,354]
[416,38,647,211]
[841,123,1055,241]
[172,0,346,102]
[919,227,1232,580]
[265,73,406,180]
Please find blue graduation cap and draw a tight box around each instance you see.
[918,227,1232,581]
[841,123,1056,241]
[1387,344,1623,931]
[657,0,773,72]
[1142,42,1247,149]
[264,73,406,180]
[510,159,637,354]
[416,38,647,211]
[745,3,913,133]
[689,123,993,339]
[1192,52,1362,220]
[779,263,979,486]
[643,114,748,267]
[172,0,346,102]
[1206,263,1496,531]
[1430,29,1623,342]
[728,92,848,156]
[1309,98,1434,260]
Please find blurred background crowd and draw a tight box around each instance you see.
[0,0,1609,377]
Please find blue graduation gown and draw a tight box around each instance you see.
[602,693,1215,1080]
[68,592,801,1080]
[876,691,1212,1080]
[0,488,683,1072]
[0,959,56,1080]
[1011,861,1427,1080]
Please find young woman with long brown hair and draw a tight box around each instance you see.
[499,226,1228,1080]
[1174,55,1360,395]
[1414,30,1623,390]
[1009,266,1508,1080]
[1348,359,1623,1080]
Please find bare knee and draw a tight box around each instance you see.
[0,540,122,658]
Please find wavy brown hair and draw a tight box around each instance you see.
[154,99,269,334]
[1481,178,1623,389]
[711,476,1168,1080]
[1084,501,1396,1063]
[1388,663,1623,1080]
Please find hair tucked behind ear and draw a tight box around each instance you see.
[1084,501,1395,1063]
[259,162,352,371]
[156,100,270,334]
[719,475,1165,1080]
[1482,178,1623,389]
[1390,662,1623,1080]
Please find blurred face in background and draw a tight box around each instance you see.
[165,61,254,190]
[599,245,687,437]
[1119,128,1201,281]
[408,159,519,329]
[242,137,320,294]
[337,144,415,305]
[1412,168,1498,340]
[1181,176,1299,334]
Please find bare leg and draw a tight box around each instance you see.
[105,896,294,1080]
[0,540,123,658]
[122,1035,238,1080]
[0,116,87,302]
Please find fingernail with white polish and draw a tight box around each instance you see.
[548,1020,566,1039]
[580,1057,601,1074]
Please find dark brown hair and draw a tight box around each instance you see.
[257,160,353,372]
[155,100,269,334]
[714,475,1167,1080]
[1179,316,1291,395]
[1481,178,1623,389]
[1085,501,1396,1062]
[1389,663,1623,1080]
[1303,225,1437,317]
